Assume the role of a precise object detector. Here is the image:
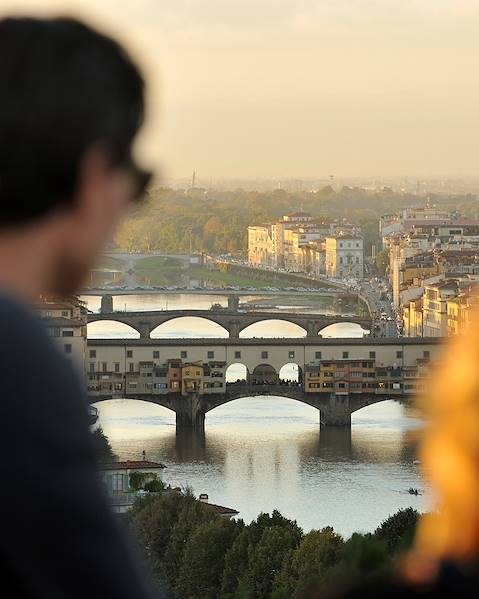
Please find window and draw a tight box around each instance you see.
[208,351,214,359]
[261,351,268,359]
[111,473,127,493]
[180,351,187,359]
[102,362,107,373]
[114,383,122,391]
[64,344,72,354]
[315,351,322,359]
[114,362,120,373]
[62,310,70,317]
[126,350,133,358]
[153,350,160,359]
[89,363,95,373]
[342,351,349,359]
[369,351,376,359]
[62,330,74,337]
[289,351,295,359]
[423,350,430,359]
[89,350,96,358]
[129,363,134,372]
[396,351,403,359]
[235,351,241,359]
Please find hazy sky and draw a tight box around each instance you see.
[3,0,479,179]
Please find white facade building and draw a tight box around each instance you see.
[325,236,364,279]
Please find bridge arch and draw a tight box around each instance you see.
[225,363,249,384]
[318,321,370,338]
[239,319,307,338]
[279,362,303,384]
[150,316,229,339]
[90,395,178,415]
[350,397,401,419]
[204,389,321,417]
[250,363,279,384]
[87,319,140,339]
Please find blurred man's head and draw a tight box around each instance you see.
[0,17,149,295]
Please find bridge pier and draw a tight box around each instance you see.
[138,321,152,339]
[320,395,352,427]
[100,294,113,314]
[227,320,240,338]
[228,295,240,311]
[174,392,206,430]
[306,321,320,338]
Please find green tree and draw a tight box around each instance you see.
[162,497,218,587]
[241,521,303,599]
[129,491,188,580]
[144,478,165,493]
[129,471,158,491]
[221,511,301,598]
[176,518,242,599]
[325,533,392,590]
[374,508,420,554]
[273,527,344,599]
[91,427,116,462]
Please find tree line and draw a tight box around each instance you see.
[128,489,419,599]
[114,186,478,257]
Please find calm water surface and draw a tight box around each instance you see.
[85,293,429,537]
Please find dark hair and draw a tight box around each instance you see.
[0,17,145,226]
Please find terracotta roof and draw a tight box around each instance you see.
[99,460,166,471]
[202,502,239,516]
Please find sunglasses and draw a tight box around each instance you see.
[112,148,153,202]
[127,160,153,202]
[121,157,153,202]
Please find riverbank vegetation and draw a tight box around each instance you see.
[128,489,419,599]
[92,427,117,462]
[134,256,335,294]
[114,186,477,257]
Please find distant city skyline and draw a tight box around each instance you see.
[4,0,479,179]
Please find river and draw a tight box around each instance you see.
[85,293,429,537]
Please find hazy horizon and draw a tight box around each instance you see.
[4,0,479,180]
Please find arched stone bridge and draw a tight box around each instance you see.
[87,309,372,338]
[89,384,398,428]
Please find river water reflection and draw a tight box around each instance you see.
[85,293,429,536]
